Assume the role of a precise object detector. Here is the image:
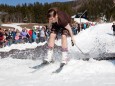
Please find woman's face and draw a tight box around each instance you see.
[48,15,58,23]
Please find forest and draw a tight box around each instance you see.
[0,0,114,23]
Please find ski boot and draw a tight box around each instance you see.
[60,48,70,68]
[43,46,54,64]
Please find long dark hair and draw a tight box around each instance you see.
[47,7,58,18]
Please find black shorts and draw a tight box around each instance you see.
[51,28,69,36]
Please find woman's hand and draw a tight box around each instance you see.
[71,36,76,46]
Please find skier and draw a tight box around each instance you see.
[112,23,115,36]
[43,8,76,67]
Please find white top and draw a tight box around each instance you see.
[40,29,45,37]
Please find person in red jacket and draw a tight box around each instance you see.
[0,28,4,48]
[28,28,33,43]
[43,8,76,67]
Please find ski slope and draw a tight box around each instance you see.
[0,23,115,86]
[0,58,115,86]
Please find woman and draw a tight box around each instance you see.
[43,8,76,67]
[15,29,21,44]
[40,26,46,42]
[20,28,28,43]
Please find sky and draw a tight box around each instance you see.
[0,0,73,6]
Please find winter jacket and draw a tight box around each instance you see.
[0,32,4,41]
[112,25,115,31]
[28,30,33,37]
[21,31,28,38]
[32,31,37,39]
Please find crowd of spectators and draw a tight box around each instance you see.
[0,25,50,48]
[71,22,93,35]
[0,22,93,48]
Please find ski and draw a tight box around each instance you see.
[52,66,64,73]
[52,63,65,73]
[30,61,50,73]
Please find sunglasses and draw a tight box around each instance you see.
[47,10,57,18]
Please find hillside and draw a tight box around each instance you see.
[0,0,114,23]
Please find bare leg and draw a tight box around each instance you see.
[48,33,56,47]
[61,35,69,64]
[44,33,56,62]
[61,35,68,49]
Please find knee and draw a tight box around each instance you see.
[62,35,67,39]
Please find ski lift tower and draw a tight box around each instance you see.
[0,11,8,27]
[79,10,87,31]
[23,16,28,23]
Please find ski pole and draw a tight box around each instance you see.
[71,40,85,55]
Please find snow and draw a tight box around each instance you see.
[73,18,89,23]
[2,23,26,31]
[0,23,115,86]
[0,42,46,52]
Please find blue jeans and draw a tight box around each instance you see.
[15,40,21,44]
[40,37,45,42]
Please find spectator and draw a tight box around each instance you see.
[32,27,37,42]
[72,23,77,35]
[4,29,9,46]
[7,29,13,46]
[11,28,16,43]
[40,26,46,42]
[15,29,22,44]
[0,28,4,48]
[77,24,80,33]
[28,28,33,43]
[45,25,50,41]
[20,27,28,43]
[83,23,87,30]
[112,23,115,36]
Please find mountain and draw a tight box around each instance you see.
[71,0,115,21]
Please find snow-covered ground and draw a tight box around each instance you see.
[2,23,26,31]
[0,23,115,86]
